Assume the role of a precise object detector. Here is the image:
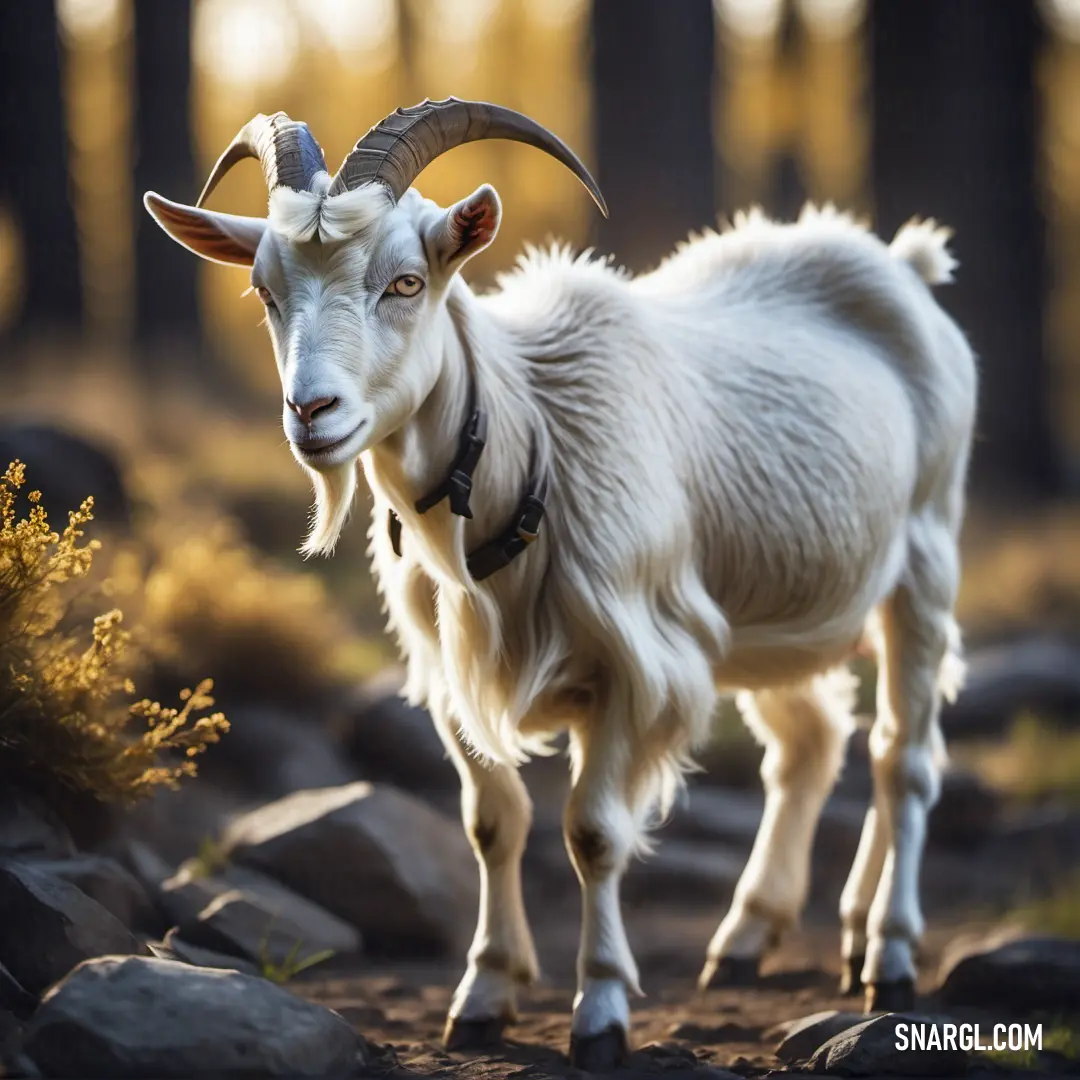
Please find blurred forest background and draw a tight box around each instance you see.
[2,0,1080,925]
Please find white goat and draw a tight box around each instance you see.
[145,99,975,1070]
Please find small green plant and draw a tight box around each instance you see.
[981,1020,1080,1070]
[258,931,335,985]
[971,712,1080,806]
[187,834,230,879]
[1014,871,1080,940]
[0,461,229,810]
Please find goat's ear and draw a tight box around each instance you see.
[143,191,266,267]
[429,184,502,272]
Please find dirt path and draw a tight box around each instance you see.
[299,905,987,1078]
[294,757,1062,1078]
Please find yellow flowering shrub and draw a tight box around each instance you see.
[135,519,385,707]
[0,461,229,805]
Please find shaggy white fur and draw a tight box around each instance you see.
[147,181,977,1056]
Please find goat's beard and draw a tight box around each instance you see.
[299,459,358,558]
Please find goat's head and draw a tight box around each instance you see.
[144,98,605,555]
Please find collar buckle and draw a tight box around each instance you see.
[447,470,474,518]
[514,494,545,544]
[414,407,488,518]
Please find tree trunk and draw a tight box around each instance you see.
[871,0,1060,497]
[132,0,200,352]
[0,0,82,340]
[590,0,717,272]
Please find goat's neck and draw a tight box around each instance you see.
[365,277,538,573]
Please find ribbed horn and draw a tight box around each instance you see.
[196,112,328,208]
[328,97,607,216]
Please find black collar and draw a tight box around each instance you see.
[386,379,548,582]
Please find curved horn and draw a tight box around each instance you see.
[196,112,327,208]
[328,97,607,216]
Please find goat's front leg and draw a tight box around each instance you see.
[434,716,539,1049]
[563,721,649,1071]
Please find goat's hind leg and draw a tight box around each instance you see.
[860,518,959,1012]
[838,798,888,997]
[435,716,539,1049]
[700,673,854,989]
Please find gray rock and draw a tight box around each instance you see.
[160,863,233,924]
[624,839,745,902]
[26,854,158,931]
[330,669,457,794]
[0,424,131,530]
[22,955,363,1078]
[126,845,362,957]
[176,888,353,969]
[0,962,36,1018]
[808,1013,968,1076]
[119,839,175,892]
[941,635,1080,739]
[223,782,477,953]
[152,929,262,976]
[208,705,360,798]
[667,787,765,845]
[768,1010,869,1064]
[937,930,1080,1013]
[0,1006,24,1073]
[214,864,362,955]
[0,793,76,860]
[107,780,250,869]
[0,860,141,995]
[120,841,230,926]
[928,768,1001,848]
[668,786,866,852]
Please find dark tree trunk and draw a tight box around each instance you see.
[0,0,82,340]
[770,5,807,222]
[871,0,1061,498]
[590,0,717,272]
[132,0,200,352]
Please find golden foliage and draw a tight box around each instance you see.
[133,518,384,706]
[1017,871,1080,941]
[0,461,228,804]
[969,712,1080,806]
[959,506,1080,634]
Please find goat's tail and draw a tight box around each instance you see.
[890,217,958,285]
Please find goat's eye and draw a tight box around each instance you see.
[255,286,277,310]
[386,274,424,298]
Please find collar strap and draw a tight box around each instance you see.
[466,465,548,581]
[413,407,488,519]
[387,447,548,581]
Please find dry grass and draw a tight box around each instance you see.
[0,461,228,812]
[965,713,1080,806]
[125,515,386,707]
[1015,871,1080,940]
[959,504,1080,637]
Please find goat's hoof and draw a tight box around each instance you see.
[698,954,760,990]
[443,1013,510,1051]
[569,1025,629,1072]
[839,954,865,996]
[864,977,915,1013]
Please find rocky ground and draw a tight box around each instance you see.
[2,666,1080,1077]
[295,913,1020,1079]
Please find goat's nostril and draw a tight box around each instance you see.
[287,395,339,426]
[310,396,339,421]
